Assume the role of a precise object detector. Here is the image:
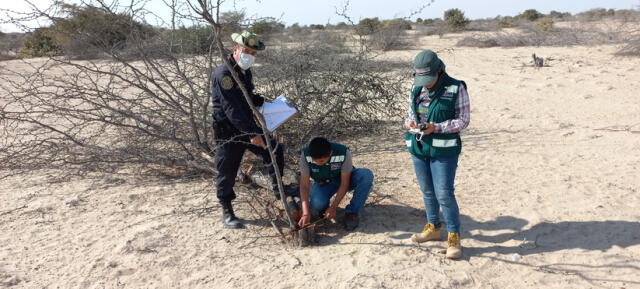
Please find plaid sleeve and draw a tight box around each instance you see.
[404,88,415,127]
[434,84,470,134]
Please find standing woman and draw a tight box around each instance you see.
[404,50,470,259]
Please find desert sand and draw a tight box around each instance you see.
[1,32,640,289]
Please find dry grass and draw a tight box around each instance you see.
[457,20,635,48]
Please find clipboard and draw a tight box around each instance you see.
[259,95,298,132]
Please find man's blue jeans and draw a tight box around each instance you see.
[310,168,374,214]
[411,155,460,233]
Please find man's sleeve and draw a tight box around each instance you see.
[341,150,354,173]
[299,152,310,175]
[214,72,262,135]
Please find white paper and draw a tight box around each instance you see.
[408,128,422,134]
[259,95,297,132]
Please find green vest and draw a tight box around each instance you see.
[303,142,348,183]
[405,73,463,158]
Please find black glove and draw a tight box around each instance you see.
[251,93,265,107]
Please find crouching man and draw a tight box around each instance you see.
[297,137,374,231]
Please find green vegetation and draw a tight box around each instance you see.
[577,8,616,21]
[8,5,640,59]
[355,17,381,35]
[19,28,63,58]
[548,10,572,19]
[497,16,517,28]
[18,3,154,58]
[249,19,285,35]
[536,18,555,33]
[518,9,543,21]
[381,18,412,30]
[444,8,470,32]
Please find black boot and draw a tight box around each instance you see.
[220,200,243,229]
[343,212,359,231]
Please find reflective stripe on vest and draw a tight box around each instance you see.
[330,155,345,163]
[432,138,458,148]
[306,155,345,163]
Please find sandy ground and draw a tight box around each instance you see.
[2,32,640,289]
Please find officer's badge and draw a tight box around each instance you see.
[248,39,256,47]
[221,75,233,90]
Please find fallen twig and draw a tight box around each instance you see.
[248,192,285,239]
[0,205,27,216]
[292,217,325,232]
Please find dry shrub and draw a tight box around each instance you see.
[414,20,447,37]
[368,25,408,51]
[466,19,501,32]
[0,54,16,61]
[1,6,218,176]
[0,3,405,177]
[257,40,406,149]
[616,29,640,56]
[577,8,615,22]
[0,33,25,61]
[268,30,349,53]
[613,9,640,22]
[497,17,517,28]
[457,21,629,48]
[456,36,500,48]
[536,18,555,33]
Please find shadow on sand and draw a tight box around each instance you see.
[312,204,640,284]
[313,205,640,255]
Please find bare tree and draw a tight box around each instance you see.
[0,0,408,242]
[188,0,296,230]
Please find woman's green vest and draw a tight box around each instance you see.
[303,143,348,183]
[404,73,463,158]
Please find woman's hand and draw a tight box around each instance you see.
[407,120,418,129]
[422,123,436,135]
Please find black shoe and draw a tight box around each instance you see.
[343,213,359,231]
[220,201,243,229]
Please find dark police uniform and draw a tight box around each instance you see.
[211,56,284,202]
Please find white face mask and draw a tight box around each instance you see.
[237,52,255,70]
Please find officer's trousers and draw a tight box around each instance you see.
[214,135,284,202]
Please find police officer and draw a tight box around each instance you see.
[211,31,285,229]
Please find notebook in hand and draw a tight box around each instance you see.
[259,95,298,132]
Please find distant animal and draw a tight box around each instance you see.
[532,53,544,68]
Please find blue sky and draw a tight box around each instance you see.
[227,0,639,25]
[1,0,638,32]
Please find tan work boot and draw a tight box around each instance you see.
[446,232,462,259]
[411,223,442,243]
